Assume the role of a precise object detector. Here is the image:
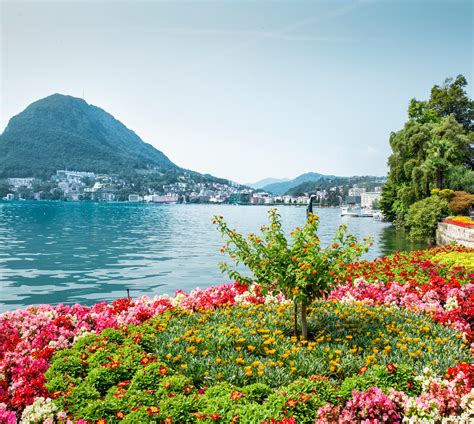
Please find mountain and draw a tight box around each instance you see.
[0,94,177,178]
[262,172,336,195]
[246,177,290,189]
[287,175,386,196]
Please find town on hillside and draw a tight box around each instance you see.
[1,170,383,208]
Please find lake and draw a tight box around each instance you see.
[0,201,425,312]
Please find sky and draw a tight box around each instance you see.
[1,0,473,184]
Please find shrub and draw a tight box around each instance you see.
[448,191,474,215]
[214,209,371,339]
[405,196,449,241]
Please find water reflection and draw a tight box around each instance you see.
[0,202,426,312]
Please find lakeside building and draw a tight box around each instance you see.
[361,192,382,209]
[55,170,95,180]
[7,178,39,188]
[128,194,143,202]
[344,195,361,205]
[348,187,366,196]
[144,195,179,203]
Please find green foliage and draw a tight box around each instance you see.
[45,302,470,422]
[405,196,449,241]
[428,75,474,132]
[382,75,473,226]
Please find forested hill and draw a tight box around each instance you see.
[0,94,178,178]
[286,175,386,196]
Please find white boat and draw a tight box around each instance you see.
[341,207,376,218]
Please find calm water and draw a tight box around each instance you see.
[0,202,425,312]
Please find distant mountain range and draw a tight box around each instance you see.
[258,172,337,195]
[0,94,181,179]
[287,175,386,196]
[246,177,290,190]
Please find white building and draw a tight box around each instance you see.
[8,178,37,188]
[144,194,178,203]
[128,194,142,202]
[361,192,382,209]
[348,187,366,196]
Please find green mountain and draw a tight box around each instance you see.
[0,94,178,178]
[287,175,386,196]
[262,172,336,195]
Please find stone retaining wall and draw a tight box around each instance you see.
[436,222,474,248]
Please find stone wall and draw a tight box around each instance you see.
[436,222,474,248]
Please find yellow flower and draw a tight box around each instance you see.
[247,345,255,351]
[235,357,244,365]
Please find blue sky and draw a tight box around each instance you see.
[1,0,472,183]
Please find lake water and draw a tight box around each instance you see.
[0,201,425,313]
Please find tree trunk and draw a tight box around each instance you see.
[436,169,443,189]
[301,302,308,340]
[293,301,299,340]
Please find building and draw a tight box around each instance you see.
[8,178,38,189]
[361,192,382,209]
[128,194,142,202]
[144,195,179,203]
[348,187,366,197]
[344,195,361,205]
[56,170,95,180]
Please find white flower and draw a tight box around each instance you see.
[21,397,58,424]
[444,296,459,312]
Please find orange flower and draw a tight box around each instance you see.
[115,411,125,419]
[358,365,369,374]
[147,406,160,415]
[285,398,298,407]
[230,391,243,400]
[159,366,169,375]
[164,417,173,424]
[300,393,311,403]
[96,419,107,424]
[140,356,151,365]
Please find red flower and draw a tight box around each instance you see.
[358,366,369,374]
[386,363,398,374]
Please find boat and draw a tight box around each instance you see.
[340,207,377,218]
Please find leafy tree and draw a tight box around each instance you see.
[381,76,473,225]
[422,116,470,189]
[428,75,474,131]
[213,209,371,340]
[405,196,449,242]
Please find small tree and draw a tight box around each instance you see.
[213,209,371,340]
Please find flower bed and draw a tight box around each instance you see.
[0,246,473,423]
[443,216,474,228]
